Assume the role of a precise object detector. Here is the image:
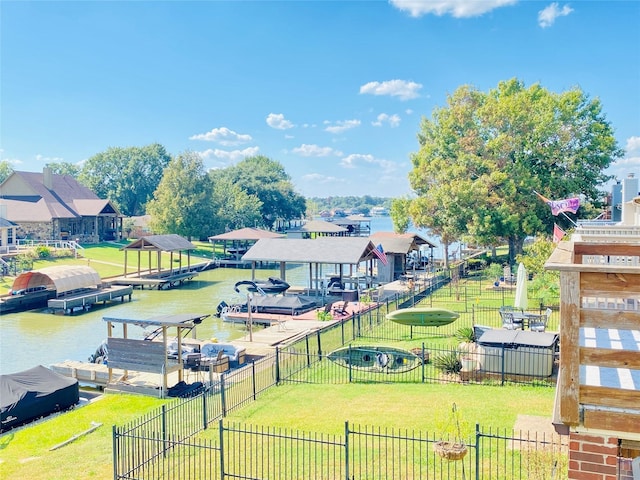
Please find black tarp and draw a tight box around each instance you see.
[1,365,79,432]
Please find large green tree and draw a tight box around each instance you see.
[214,156,306,228]
[409,79,623,265]
[147,152,215,240]
[46,162,81,178]
[210,178,263,233]
[389,197,411,233]
[79,143,171,216]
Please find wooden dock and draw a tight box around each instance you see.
[47,285,134,314]
[110,270,199,289]
[50,359,222,395]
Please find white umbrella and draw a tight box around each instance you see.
[514,263,528,311]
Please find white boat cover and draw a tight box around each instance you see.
[10,265,101,294]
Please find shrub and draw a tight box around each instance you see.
[455,327,475,344]
[432,351,462,374]
[316,310,333,321]
[35,246,51,259]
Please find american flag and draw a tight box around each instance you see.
[372,244,388,265]
[553,224,566,243]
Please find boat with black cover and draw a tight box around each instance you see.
[246,277,290,294]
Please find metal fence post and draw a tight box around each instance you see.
[475,423,480,480]
[112,425,118,480]
[501,346,506,386]
[220,375,227,417]
[162,404,167,457]
[219,419,225,480]
[203,389,208,430]
[252,361,257,400]
[421,342,426,383]
[345,421,350,480]
[275,347,281,384]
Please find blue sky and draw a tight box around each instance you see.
[1,0,639,198]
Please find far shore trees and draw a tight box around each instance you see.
[408,78,623,266]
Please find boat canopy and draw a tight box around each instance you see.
[11,265,101,294]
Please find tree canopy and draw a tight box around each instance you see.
[146,152,215,240]
[213,156,306,228]
[79,143,171,216]
[408,79,623,265]
[45,162,81,178]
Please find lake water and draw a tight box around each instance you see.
[0,217,443,375]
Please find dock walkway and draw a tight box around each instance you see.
[48,285,134,314]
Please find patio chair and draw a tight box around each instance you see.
[501,312,523,330]
[332,301,349,317]
[530,308,552,332]
[184,353,202,382]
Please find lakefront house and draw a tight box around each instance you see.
[0,167,122,244]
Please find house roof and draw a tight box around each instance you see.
[369,232,437,253]
[0,217,17,228]
[121,234,196,252]
[242,237,378,264]
[289,220,348,234]
[0,170,120,222]
[208,227,285,241]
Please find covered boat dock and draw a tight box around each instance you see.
[2,265,133,314]
[241,237,386,295]
[112,234,201,289]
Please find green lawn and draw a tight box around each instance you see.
[0,394,167,480]
[221,382,555,437]
[0,382,555,480]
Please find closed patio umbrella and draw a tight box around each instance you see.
[514,263,528,310]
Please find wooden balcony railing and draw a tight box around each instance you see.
[546,241,640,435]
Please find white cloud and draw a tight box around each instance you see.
[390,0,517,18]
[197,146,260,163]
[292,144,343,157]
[0,149,23,166]
[360,79,422,101]
[302,173,346,184]
[324,119,361,134]
[35,154,64,163]
[626,136,640,155]
[538,3,574,28]
[340,153,398,172]
[266,113,294,130]
[189,127,252,146]
[606,156,640,182]
[372,113,401,128]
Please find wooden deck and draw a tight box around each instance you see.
[47,285,133,314]
[110,270,199,289]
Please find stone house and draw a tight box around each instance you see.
[0,167,122,243]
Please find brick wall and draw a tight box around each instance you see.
[568,432,635,480]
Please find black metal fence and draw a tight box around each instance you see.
[112,274,564,479]
[114,417,567,479]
